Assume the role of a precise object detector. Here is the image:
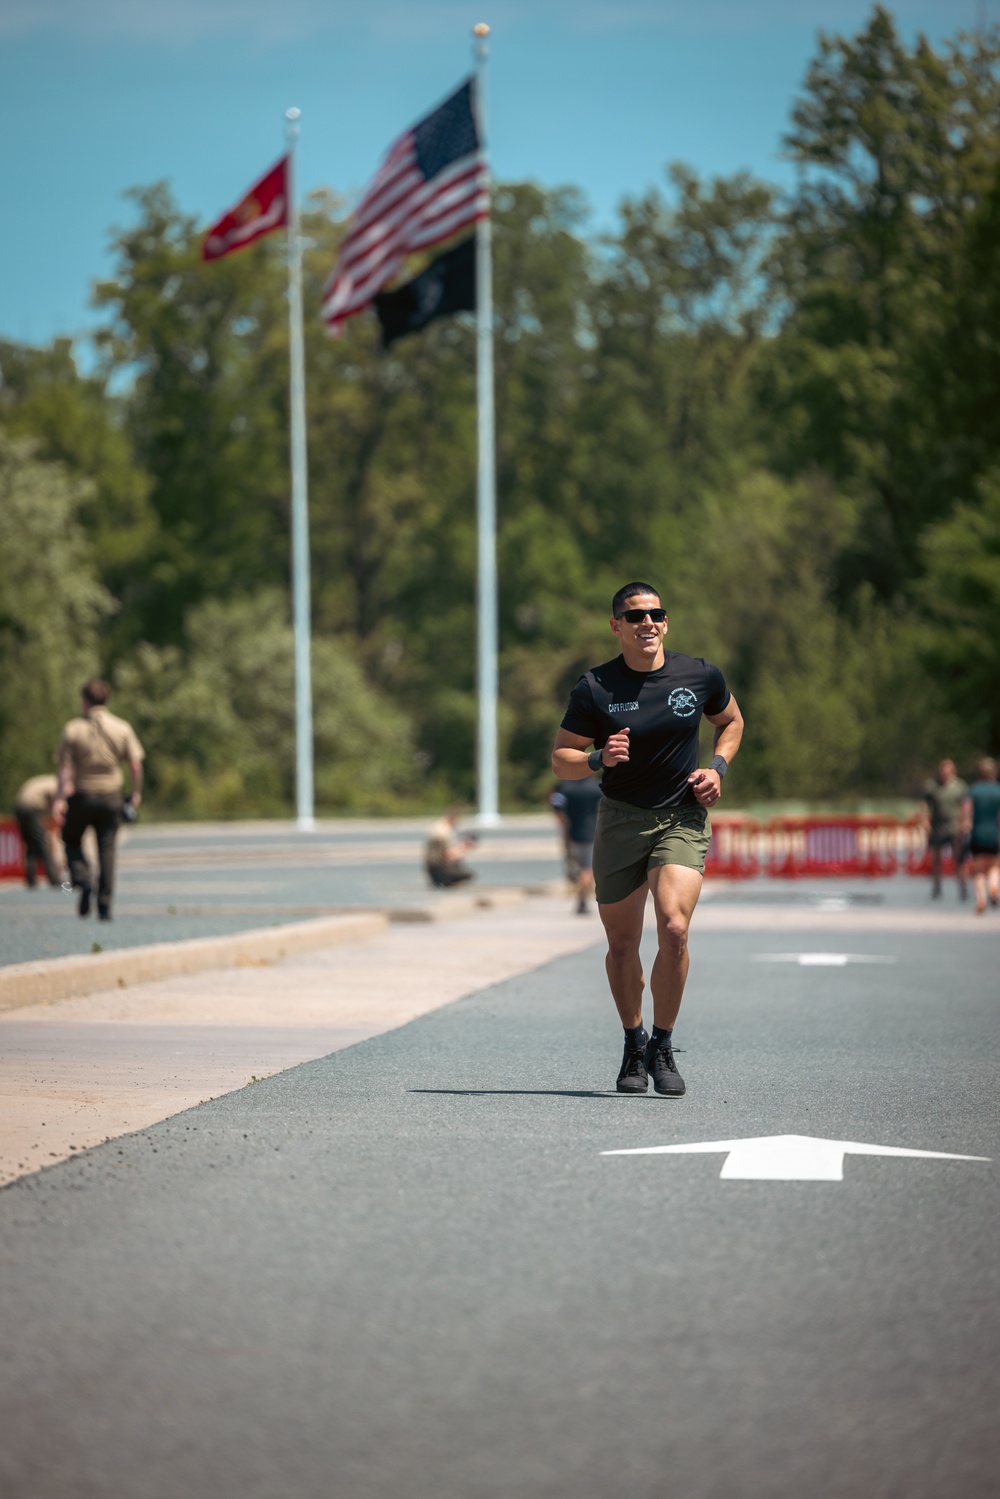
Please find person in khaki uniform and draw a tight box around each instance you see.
[53,678,144,920]
[13,773,62,887]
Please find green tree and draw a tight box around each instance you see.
[114,589,424,816]
[580,163,777,572]
[93,184,291,647]
[0,336,157,657]
[931,157,1000,509]
[0,433,115,802]
[916,470,1000,754]
[762,7,1000,592]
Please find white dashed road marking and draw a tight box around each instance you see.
[752,952,897,966]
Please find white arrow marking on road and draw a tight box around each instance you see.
[601,1134,991,1181]
[752,952,897,966]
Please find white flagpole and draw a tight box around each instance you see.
[284,107,315,831]
[473,23,500,828]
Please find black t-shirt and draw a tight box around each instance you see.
[550,778,603,843]
[560,652,731,809]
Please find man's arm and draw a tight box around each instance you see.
[123,723,145,807]
[687,694,745,808]
[552,727,630,781]
[52,740,74,828]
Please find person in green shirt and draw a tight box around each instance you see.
[919,758,968,901]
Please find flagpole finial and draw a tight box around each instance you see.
[473,22,490,35]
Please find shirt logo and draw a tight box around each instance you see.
[668,687,699,718]
[608,701,639,713]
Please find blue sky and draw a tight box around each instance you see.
[0,0,990,350]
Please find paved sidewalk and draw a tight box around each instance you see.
[0,894,601,1188]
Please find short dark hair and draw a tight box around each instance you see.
[81,677,110,707]
[612,581,661,617]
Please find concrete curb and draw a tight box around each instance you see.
[0,912,388,1014]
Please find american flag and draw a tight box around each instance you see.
[321,79,488,336]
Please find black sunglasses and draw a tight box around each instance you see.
[616,608,667,623]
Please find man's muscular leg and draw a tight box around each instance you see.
[598,883,649,1029]
[646,863,704,1030]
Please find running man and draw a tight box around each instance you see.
[552,582,743,1096]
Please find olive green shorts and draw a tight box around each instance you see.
[593,796,711,905]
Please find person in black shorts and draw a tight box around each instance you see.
[550,777,603,914]
[962,757,1000,914]
[552,582,744,1097]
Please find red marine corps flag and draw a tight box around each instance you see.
[202,156,289,261]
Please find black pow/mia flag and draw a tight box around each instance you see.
[374,235,476,348]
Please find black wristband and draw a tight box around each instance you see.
[587,749,604,773]
[709,754,728,778]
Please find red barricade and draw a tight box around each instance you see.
[766,815,899,879]
[0,818,27,881]
[704,814,760,880]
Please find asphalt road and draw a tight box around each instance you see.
[1,895,997,1498]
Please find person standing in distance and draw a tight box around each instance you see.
[551,583,743,1096]
[961,757,1000,915]
[52,678,144,920]
[919,758,968,901]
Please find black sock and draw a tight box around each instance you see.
[624,1023,647,1049]
[650,1025,673,1047]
